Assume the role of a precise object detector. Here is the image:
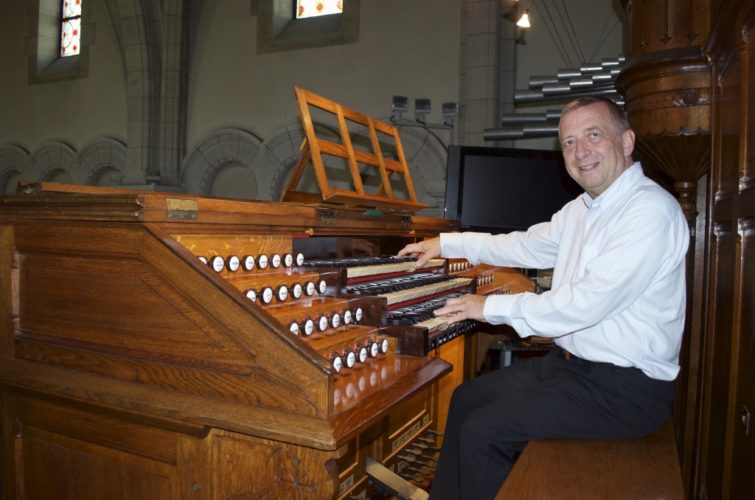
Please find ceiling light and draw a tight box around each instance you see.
[517,10,531,28]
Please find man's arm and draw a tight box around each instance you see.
[484,198,688,336]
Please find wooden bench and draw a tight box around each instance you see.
[496,420,685,499]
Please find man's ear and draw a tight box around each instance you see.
[622,128,636,157]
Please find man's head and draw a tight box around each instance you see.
[558,97,635,198]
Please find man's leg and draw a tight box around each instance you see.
[455,354,674,499]
[429,350,557,500]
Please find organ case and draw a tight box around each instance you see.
[0,185,533,498]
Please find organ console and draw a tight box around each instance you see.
[0,183,535,498]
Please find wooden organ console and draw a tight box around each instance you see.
[0,184,535,499]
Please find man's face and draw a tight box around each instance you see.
[559,102,635,198]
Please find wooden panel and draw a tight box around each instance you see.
[724,26,755,485]
[212,430,336,499]
[701,224,738,497]
[435,335,465,435]
[717,55,742,200]
[0,225,15,358]
[12,224,331,415]
[746,26,755,189]
[0,393,16,500]
[21,428,179,500]
[385,388,432,457]
[172,233,293,264]
[729,216,755,499]
[16,397,180,465]
[0,186,434,235]
[699,6,755,497]
[330,357,449,444]
[18,253,252,370]
[625,0,710,58]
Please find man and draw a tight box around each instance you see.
[397,96,689,500]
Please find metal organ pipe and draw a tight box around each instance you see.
[486,56,626,141]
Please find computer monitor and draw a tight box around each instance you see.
[444,146,583,233]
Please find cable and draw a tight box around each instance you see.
[533,1,573,67]
[589,17,620,62]
[557,0,586,63]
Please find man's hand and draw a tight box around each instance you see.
[397,237,441,268]
[434,294,487,322]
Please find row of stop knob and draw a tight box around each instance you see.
[477,274,494,286]
[243,278,328,304]
[199,252,305,273]
[327,337,390,374]
[287,306,365,336]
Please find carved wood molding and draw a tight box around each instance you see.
[635,133,711,220]
[616,45,712,221]
[623,0,710,58]
[617,46,712,137]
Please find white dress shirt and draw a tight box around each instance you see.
[441,162,689,380]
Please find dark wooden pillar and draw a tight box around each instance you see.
[617,1,712,221]
[615,1,712,496]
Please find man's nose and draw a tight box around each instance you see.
[574,140,589,159]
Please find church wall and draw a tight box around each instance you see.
[187,0,462,147]
[0,0,127,153]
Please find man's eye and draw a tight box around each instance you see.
[563,140,575,148]
[589,132,601,140]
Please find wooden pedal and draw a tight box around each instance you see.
[366,456,430,500]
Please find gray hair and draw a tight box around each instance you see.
[561,96,630,132]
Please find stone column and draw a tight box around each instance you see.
[458,0,517,146]
[105,0,189,188]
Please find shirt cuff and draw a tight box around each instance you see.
[482,293,516,326]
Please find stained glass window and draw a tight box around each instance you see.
[60,0,82,57]
[296,0,343,19]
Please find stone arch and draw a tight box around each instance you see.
[255,125,308,202]
[181,128,263,198]
[0,144,31,193]
[29,141,77,183]
[393,125,449,217]
[210,162,258,199]
[257,123,349,202]
[77,137,127,185]
[328,123,449,216]
[43,168,74,184]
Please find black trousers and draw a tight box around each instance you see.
[429,348,674,500]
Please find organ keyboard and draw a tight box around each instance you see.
[303,256,446,281]
[0,183,535,498]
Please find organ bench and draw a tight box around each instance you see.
[496,419,685,499]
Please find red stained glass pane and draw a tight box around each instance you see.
[296,0,343,19]
[60,0,82,58]
[62,0,82,19]
[60,18,81,57]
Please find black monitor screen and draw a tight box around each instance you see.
[444,146,583,232]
